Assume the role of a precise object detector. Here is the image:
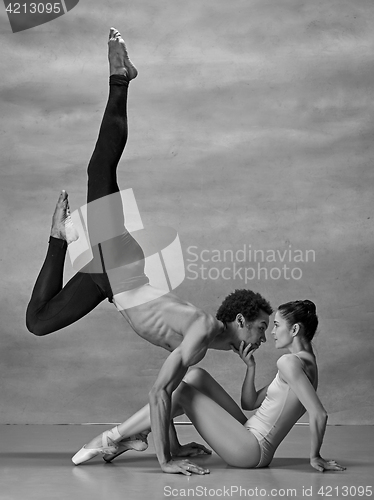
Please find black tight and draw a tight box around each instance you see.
[87,75,129,205]
[26,76,135,336]
[25,238,107,336]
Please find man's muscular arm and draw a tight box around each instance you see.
[149,314,215,475]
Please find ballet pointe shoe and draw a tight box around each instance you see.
[72,431,118,465]
[103,433,149,463]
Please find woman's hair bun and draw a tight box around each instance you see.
[278,299,318,341]
[302,299,316,315]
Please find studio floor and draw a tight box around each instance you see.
[0,424,372,500]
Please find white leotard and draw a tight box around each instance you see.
[244,354,314,467]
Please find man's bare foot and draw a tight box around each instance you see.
[50,190,79,245]
[108,27,138,79]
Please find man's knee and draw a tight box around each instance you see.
[26,321,44,336]
[26,311,48,337]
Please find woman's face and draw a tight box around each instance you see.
[271,311,294,349]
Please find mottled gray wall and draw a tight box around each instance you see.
[0,0,373,424]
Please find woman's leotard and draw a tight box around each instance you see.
[244,354,313,467]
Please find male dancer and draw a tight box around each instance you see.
[26,28,272,475]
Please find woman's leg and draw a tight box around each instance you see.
[73,381,260,467]
[100,369,249,463]
[88,368,246,449]
[72,370,259,467]
[177,382,261,468]
[72,402,153,465]
[183,368,248,424]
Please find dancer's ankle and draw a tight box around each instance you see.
[49,236,68,248]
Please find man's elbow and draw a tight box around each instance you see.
[149,386,160,402]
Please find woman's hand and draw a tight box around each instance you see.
[236,341,257,368]
[161,458,210,475]
[310,456,346,472]
[173,441,212,458]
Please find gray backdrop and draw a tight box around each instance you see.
[0,0,373,425]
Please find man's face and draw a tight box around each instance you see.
[236,309,269,351]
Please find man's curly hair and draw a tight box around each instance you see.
[216,289,273,324]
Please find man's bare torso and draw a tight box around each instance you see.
[112,284,221,351]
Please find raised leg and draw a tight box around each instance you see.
[87,27,137,206]
[26,192,106,336]
[26,29,141,335]
[84,28,147,297]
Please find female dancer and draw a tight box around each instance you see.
[73,300,346,474]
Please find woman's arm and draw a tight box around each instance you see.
[277,355,345,472]
[236,341,269,411]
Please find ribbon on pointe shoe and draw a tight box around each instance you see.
[103,433,149,463]
[71,431,118,465]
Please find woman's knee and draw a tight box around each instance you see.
[183,367,209,385]
[174,381,196,406]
